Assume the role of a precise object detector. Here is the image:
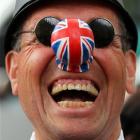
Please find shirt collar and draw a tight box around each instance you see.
[30,132,35,140]
[30,130,124,140]
[118,130,124,140]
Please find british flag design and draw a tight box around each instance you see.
[51,18,95,72]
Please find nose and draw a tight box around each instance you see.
[51,18,95,73]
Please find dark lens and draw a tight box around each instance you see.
[89,18,114,48]
[35,16,60,46]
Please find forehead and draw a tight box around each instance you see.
[23,1,120,30]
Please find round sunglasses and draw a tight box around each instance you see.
[15,16,130,48]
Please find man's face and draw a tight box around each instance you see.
[6,1,136,140]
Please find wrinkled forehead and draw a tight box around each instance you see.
[22,1,120,30]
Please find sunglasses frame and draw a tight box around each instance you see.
[14,16,132,49]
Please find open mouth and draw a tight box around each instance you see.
[49,79,99,108]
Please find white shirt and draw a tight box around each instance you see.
[118,130,125,140]
[30,130,124,140]
[30,132,35,140]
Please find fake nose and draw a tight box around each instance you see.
[51,18,95,72]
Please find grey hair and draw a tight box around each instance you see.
[12,35,22,52]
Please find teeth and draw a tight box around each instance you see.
[87,84,98,96]
[75,84,81,90]
[68,83,74,90]
[51,80,99,96]
[81,84,87,91]
[58,101,93,108]
[62,84,67,90]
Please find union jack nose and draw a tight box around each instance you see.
[51,18,95,72]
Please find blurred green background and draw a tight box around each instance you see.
[123,0,140,85]
[124,0,140,57]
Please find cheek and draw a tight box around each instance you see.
[94,48,126,84]
[15,47,55,121]
[18,47,54,78]
[16,46,55,97]
[94,49,126,114]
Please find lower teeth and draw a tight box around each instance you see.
[58,101,93,108]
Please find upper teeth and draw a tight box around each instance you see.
[51,79,99,96]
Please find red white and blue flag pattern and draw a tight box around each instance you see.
[51,18,95,72]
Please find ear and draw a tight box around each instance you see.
[5,51,19,96]
[125,50,136,94]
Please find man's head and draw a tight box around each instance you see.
[5,0,137,140]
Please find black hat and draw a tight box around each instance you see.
[4,0,138,54]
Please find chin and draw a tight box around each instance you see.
[54,128,96,140]
[46,119,101,140]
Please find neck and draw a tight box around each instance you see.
[109,121,122,140]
